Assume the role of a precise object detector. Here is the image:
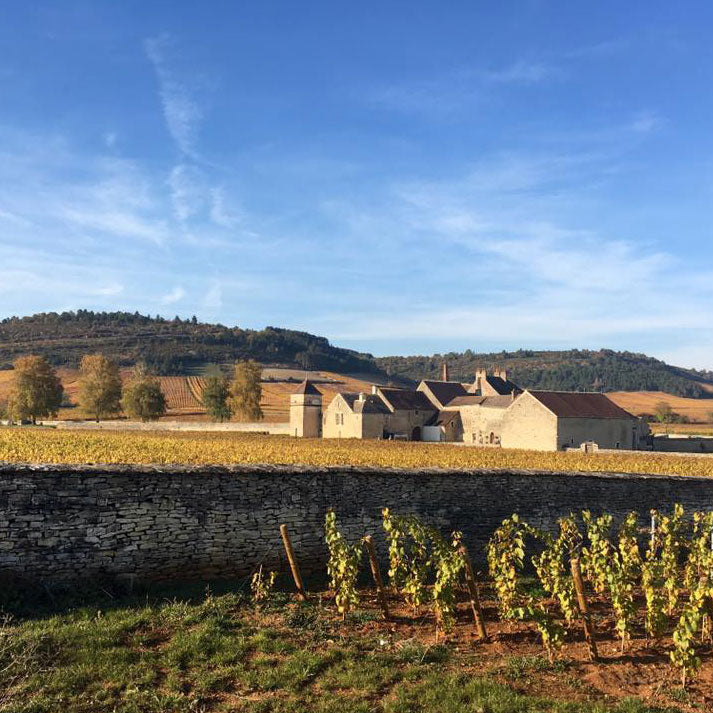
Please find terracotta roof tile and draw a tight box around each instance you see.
[529,391,636,419]
[378,388,437,412]
[420,380,469,406]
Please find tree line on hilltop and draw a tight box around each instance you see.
[1,312,711,398]
[377,348,713,398]
[0,354,263,424]
[0,311,376,375]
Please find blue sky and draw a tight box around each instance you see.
[1,2,713,367]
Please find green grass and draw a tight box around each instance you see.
[0,586,685,713]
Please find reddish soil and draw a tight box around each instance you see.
[330,587,713,712]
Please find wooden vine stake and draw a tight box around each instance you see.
[363,535,390,620]
[460,546,488,640]
[570,556,599,662]
[280,524,306,601]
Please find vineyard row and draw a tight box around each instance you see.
[271,504,713,689]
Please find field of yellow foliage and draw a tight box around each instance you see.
[1,427,713,476]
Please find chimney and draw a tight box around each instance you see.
[371,384,378,395]
[441,361,449,382]
[358,392,366,402]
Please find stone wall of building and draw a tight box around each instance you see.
[501,393,558,451]
[3,463,713,585]
[558,417,637,452]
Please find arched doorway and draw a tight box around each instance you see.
[411,426,421,441]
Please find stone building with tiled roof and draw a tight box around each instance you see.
[290,368,650,450]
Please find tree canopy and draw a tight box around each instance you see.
[229,360,263,422]
[9,355,63,423]
[120,365,167,422]
[201,374,232,422]
[78,353,122,420]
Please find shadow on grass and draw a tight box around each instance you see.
[0,570,330,620]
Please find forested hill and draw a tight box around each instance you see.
[0,311,377,375]
[1,312,711,398]
[376,349,713,398]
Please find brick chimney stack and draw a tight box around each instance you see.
[441,361,449,382]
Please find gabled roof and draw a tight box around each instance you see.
[337,392,390,415]
[486,376,520,395]
[528,391,636,420]
[293,379,321,396]
[446,394,516,409]
[419,380,469,407]
[469,375,521,396]
[355,396,391,415]
[481,395,518,409]
[432,410,462,427]
[378,387,437,412]
[446,395,487,408]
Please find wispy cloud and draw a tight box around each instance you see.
[304,141,713,367]
[168,163,206,222]
[209,187,240,228]
[561,39,630,60]
[145,33,203,157]
[366,59,560,117]
[630,110,665,134]
[481,60,559,84]
[161,286,186,305]
[201,279,223,318]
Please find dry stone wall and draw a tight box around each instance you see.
[3,463,713,585]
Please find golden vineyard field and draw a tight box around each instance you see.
[1,427,713,476]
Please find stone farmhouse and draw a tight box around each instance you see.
[289,367,651,452]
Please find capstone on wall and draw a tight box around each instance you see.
[2,464,713,585]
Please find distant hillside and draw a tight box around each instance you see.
[376,349,713,399]
[2,313,711,399]
[0,311,377,376]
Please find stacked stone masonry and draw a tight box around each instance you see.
[2,463,713,584]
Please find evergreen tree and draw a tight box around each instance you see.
[9,355,63,423]
[229,360,263,421]
[120,365,167,422]
[78,353,122,420]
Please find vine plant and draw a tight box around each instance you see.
[531,516,578,624]
[431,530,466,635]
[324,509,363,618]
[487,514,565,661]
[382,508,431,612]
[655,504,685,615]
[671,568,713,688]
[250,565,277,605]
[580,510,613,595]
[641,523,667,641]
[383,509,467,633]
[487,514,527,619]
[606,512,641,652]
[684,511,713,589]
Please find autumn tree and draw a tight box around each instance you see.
[229,360,263,421]
[78,353,122,420]
[654,401,674,431]
[201,373,232,422]
[9,355,63,423]
[120,365,167,422]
